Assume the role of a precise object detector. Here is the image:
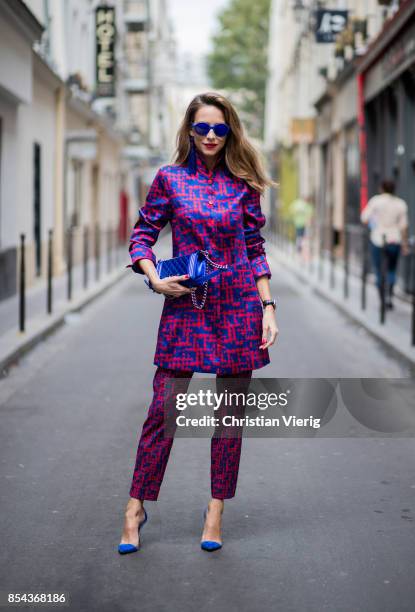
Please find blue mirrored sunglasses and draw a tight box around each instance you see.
[192,122,230,137]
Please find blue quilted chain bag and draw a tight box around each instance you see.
[144,249,229,309]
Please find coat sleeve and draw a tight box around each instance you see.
[126,167,172,274]
[242,184,272,280]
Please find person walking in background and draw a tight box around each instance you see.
[289,195,313,253]
[360,179,409,309]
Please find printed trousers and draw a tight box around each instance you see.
[129,366,252,501]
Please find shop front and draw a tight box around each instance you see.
[359,1,415,291]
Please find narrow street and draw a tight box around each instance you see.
[1,254,414,612]
[1,1,414,611]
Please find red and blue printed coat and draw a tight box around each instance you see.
[127,147,273,374]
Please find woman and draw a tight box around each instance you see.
[360,179,409,309]
[119,92,279,554]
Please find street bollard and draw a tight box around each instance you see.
[110,227,113,271]
[115,226,119,267]
[291,222,296,259]
[107,226,111,273]
[318,225,323,282]
[111,227,115,270]
[83,226,89,290]
[379,233,387,324]
[330,228,335,290]
[343,225,349,299]
[410,239,415,346]
[308,225,313,275]
[310,220,317,276]
[47,229,53,314]
[361,227,368,311]
[289,221,294,256]
[95,223,100,282]
[290,222,294,258]
[19,233,26,333]
[67,226,73,301]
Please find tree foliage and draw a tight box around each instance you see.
[207,0,271,139]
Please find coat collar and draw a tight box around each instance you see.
[195,146,227,177]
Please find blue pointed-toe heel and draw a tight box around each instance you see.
[118,507,148,555]
[200,507,222,552]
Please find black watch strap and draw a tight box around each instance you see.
[262,299,276,310]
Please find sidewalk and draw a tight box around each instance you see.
[0,247,129,376]
[265,232,415,367]
[0,231,174,377]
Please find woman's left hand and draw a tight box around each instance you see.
[260,308,279,350]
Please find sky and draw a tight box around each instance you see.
[167,0,229,57]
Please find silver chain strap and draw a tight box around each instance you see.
[190,250,228,310]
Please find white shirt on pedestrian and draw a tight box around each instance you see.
[360,193,408,247]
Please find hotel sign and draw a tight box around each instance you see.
[95,6,116,97]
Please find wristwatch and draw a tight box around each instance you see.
[262,299,276,310]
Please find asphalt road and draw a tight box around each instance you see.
[1,256,414,612]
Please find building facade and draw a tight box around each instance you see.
[0,0,177,303]
[264,0,412,289]
[0,1,44,300]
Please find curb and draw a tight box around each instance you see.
[0,268,128,377]
[268,246,415,369]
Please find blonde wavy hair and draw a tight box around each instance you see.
[172,92,279,194]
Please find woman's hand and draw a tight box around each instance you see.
[260,307,279,350]
[151,274,193,299]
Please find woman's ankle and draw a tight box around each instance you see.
[125,497,144,515]
[208,498,224,513]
